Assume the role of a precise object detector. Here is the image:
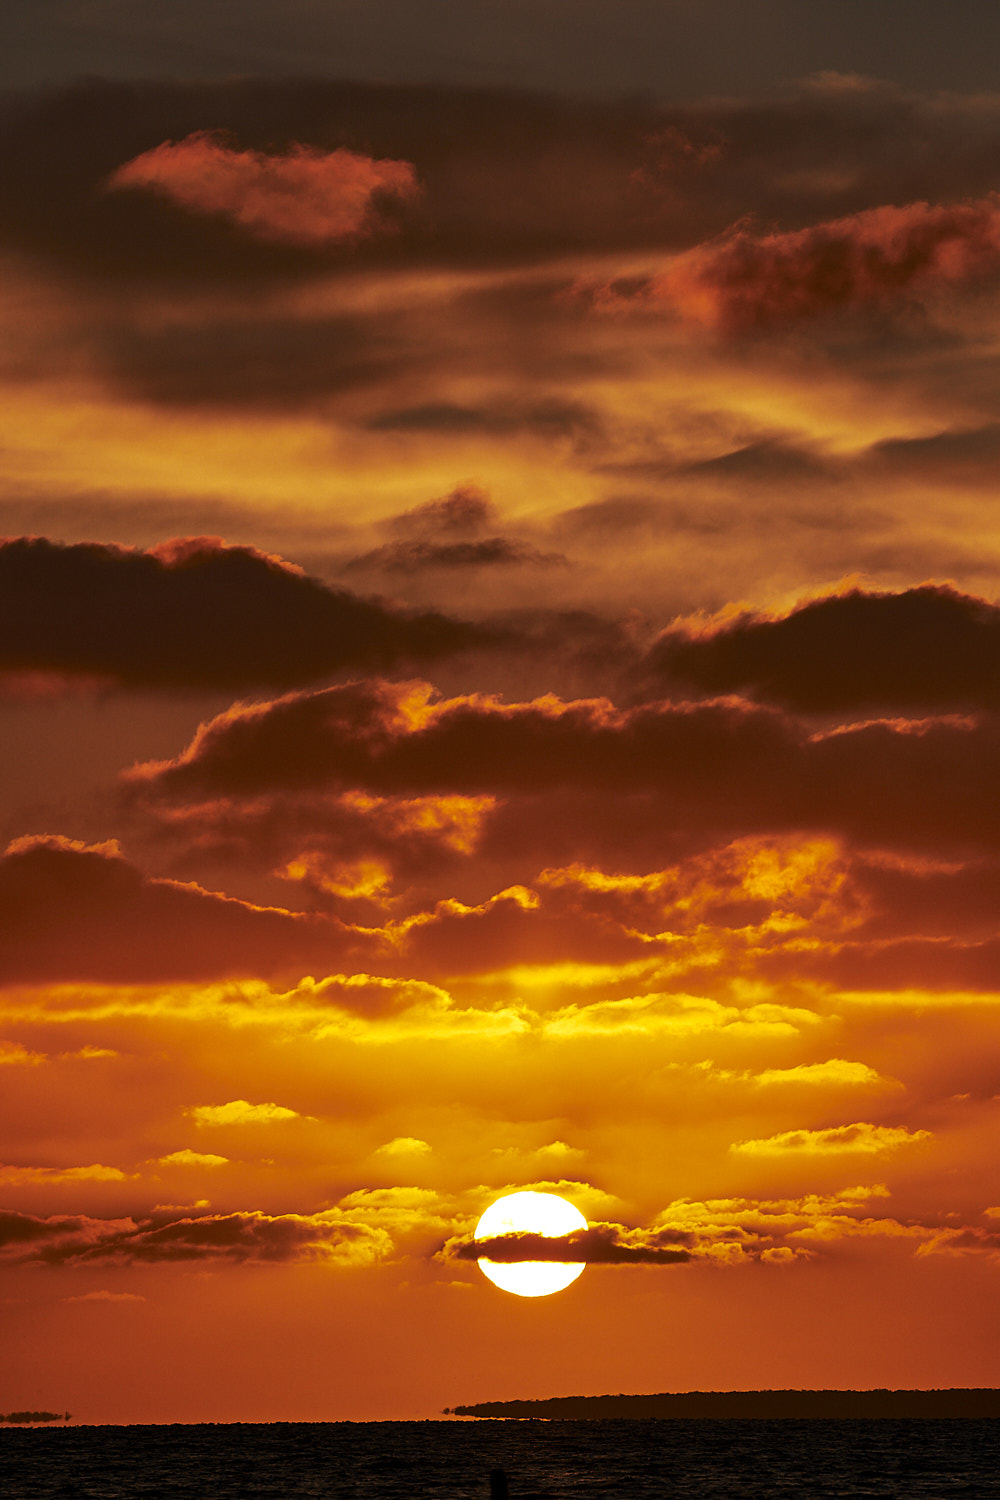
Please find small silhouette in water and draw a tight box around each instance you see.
[489,1468,509,1499]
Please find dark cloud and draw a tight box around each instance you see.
[0,829,653,986]
[868,423,1000,483]
[0,835,374,984]
[100,312,409,408]
[0,1207,389,1265]
[10,76,1000,288]
[0,78,677,284]
[0,536,489,691]
[679,439,839,484]
[387,484,496,538]
[445,1224,691,1265]
[644,585,1000,714]
[9,1,1000,103]
[344,538,566,574]
[128,676,1000,861]
[366,399,600,441]
[344,485,567,571]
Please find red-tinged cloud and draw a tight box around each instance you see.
[601,194,1000,330]
[644,586,1000,715]
[0,835,378,985]
[399,884,650,976]
[0,832,666,986]
[0,538,488,692]
[0,1208,391,1265]
[106,133,419,246]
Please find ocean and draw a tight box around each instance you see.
[3,1418,1000,1499]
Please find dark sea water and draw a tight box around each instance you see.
[3,1419,1000,1500]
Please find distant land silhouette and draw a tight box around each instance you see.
[0,1411,70,1424]
[446,1389,1000,1420]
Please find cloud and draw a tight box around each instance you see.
[441,1185,940,1267]
[127,677,1000,861]
[0,1041,44,1066]
[186,1101,300,1126]
[366,399,600,441]
[11,76,1000,288]
[156,1150,228,1169]
[63,1291,145,1303]
[107,133,419,246]
[0,835,378,986]
[374,1137,432,1157]
[644,585,1000,715]
[597,194,1000,331]
[731,1122,932,1156]
[0,1164,128,1185]
[0,537,488,692]
[0,1208,392,1265]
[751,1060,886,1088]
[445,1223,691,1265]
[344,538,566,575]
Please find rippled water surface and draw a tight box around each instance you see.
[4,1419,1000,1499]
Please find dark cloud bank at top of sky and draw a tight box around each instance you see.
[8,74,1000,287]
[6,1,1000,102]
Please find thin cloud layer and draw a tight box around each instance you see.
[107,133,419,245]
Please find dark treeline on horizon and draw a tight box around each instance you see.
[447,1389,1000,1420]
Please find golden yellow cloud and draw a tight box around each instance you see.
[731,1123,931,1156]
[186,1100,300,1126]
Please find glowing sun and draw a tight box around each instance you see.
[474,1190,587,1297]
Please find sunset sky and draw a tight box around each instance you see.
[4,2,1000,1424]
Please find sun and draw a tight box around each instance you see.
[474,1190,588,1297]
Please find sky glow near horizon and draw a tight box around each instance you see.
[3,2,1000,1425]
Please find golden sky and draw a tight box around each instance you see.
[3,48,1000,1421]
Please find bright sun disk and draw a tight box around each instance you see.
[474,1190,587,1297]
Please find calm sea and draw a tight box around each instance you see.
[3,1418,1000,1499]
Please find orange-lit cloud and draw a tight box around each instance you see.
[594,195,1000,330]
[107,133,419,245]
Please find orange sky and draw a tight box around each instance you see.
[4,58,1000,1422]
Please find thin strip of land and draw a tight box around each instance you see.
[446,1389,1000,1419]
